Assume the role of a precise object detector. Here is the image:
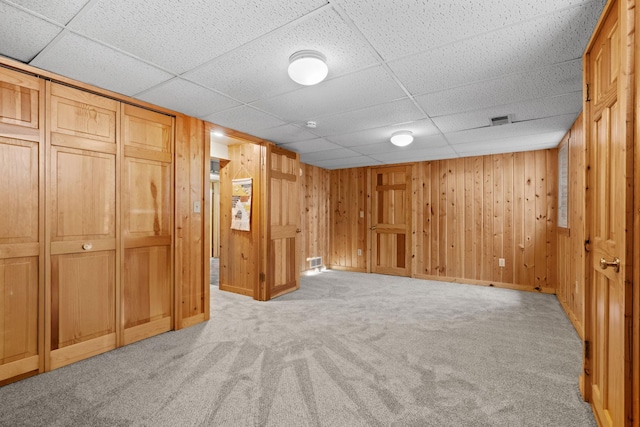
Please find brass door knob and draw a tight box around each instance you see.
[599,257,620,273]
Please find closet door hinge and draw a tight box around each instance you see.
[584,340,591,360]
[585,83,590,102]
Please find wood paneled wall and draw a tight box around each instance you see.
[299,163,330,273]
[329,167,368,272]
[556,114,586,338]
[328,150,558,292]
[175,116,209,329]
[219,142,265,297]
[416,150,558,293]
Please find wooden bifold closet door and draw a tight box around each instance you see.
[121,104,173,345]
[46,83,119,370]
[0,67,45,382]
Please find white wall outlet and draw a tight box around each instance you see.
[498,258,505,267]
[193,201,201,213]
[360,210,364,218]
[357,249,362,256]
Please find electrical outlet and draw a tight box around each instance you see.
[360,210,364,218]
[498,258,505,267]
[193,201,201,213]
[357,249,362,256]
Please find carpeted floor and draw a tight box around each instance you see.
[0,270,595,426]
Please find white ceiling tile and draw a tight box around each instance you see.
[310,156,382,170]
[454,131,567,156]
[301,148,362,163]
[9,0,90,24]
[252,124,318,144]
[136,78,241,118]
[432,92,582,133]
[417,60,582,117]
[389,1,603,96]
[0,3,62,62]
[353,134,448,155]
[251,66,406,122]
[327,119,440,147]
[184,7,379,103]
[68,0,328,74]
[445,114,577,145]
[368,145,458,164]
[281,139,343,154]
[31,33,172,96]
[309,99,427,137]
[202,106,287,133]
[333,0,604,61]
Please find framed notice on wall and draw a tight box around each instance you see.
[557,142,568,228]
[231,178,252,231]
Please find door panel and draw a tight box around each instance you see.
[0,68,44,383]
[47,83,119,370]
[121,105,173,343]
[265,146,299,300]
[371,166,411,276]
[584,1,632,425]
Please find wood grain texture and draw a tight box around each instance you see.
[122,106,173,341]
[219,143,264,298]
[174,116,209,328]
[329,168,368,272]
[265,146,300,300]
[46,82,120,370]
[556,114,586,339]
[330,151,558,292]
[299,163,330,273]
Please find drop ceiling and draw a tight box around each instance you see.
[0,0,606,169]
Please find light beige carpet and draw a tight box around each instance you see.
[0,270,595,426]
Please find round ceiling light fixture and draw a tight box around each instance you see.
[390,130,414,147]
[288,50,328,86]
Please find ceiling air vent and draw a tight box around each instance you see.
[490,115,512,126]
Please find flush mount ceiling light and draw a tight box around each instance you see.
[288,50,328,86]
[390,130,413,147]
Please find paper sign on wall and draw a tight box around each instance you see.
[231,178,252,231]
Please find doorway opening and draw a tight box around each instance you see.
[210,158,221,287]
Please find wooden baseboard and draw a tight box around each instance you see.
[556,295,584,339]
[123,317,172,346]
[219,283,253,297]
[326,265,368,273]
[50,333,116,370]
[0,355,39,382]
[178,313,207,330]
[411,274,556,294]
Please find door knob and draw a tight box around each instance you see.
[82,243,93,251]
[599,257,620,273]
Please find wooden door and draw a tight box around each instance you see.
[46,83,119,370]
[0,68,44,383]
[263,146,300,300]
[371,165,412,276]
[121,104,173,345]
[584,0,633,425]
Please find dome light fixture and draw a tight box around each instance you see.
[288,50,328,86]
[390,130,413,147]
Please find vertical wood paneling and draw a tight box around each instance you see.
[414,150,557,292]
[556,114,586,338]
[299,163,330,273]
[329,150,558,292]
[174,116,209,329]
[219,143,264,297]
